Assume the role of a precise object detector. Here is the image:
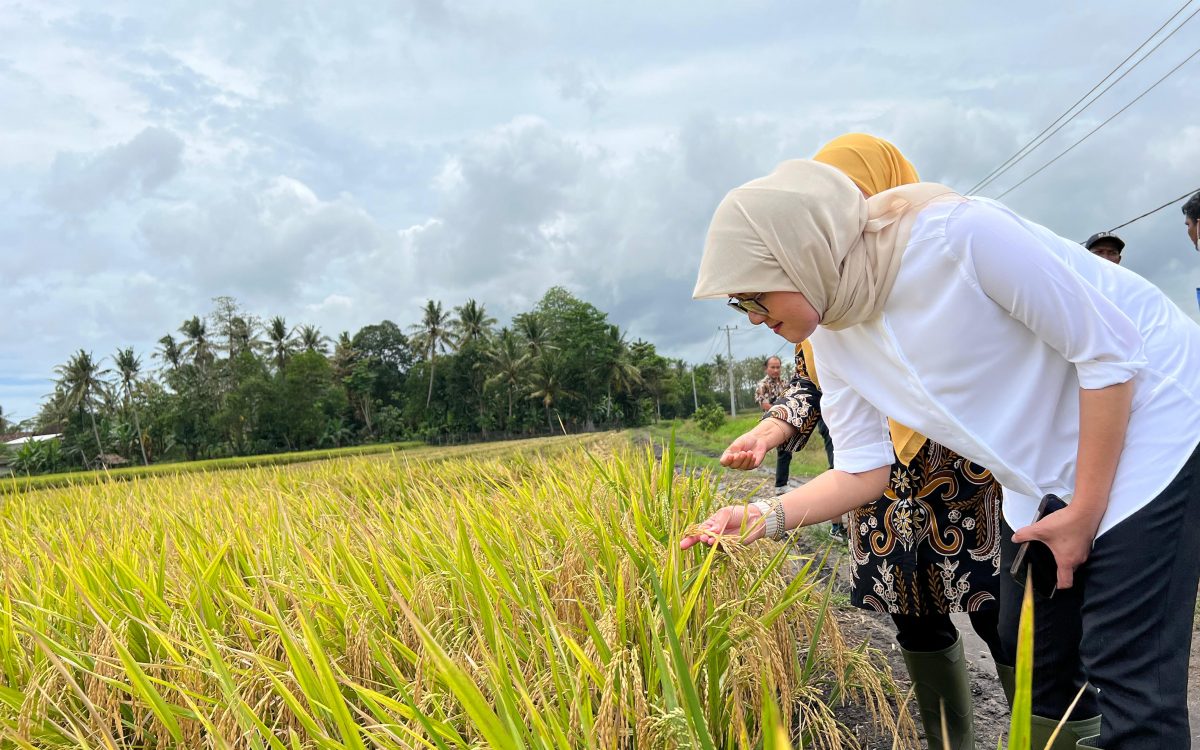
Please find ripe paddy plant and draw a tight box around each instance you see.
[0,434,910,748]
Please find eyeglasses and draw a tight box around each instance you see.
[727,294,769,317]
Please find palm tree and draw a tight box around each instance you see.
[226,316,265,359]
[409,300,457,408]
[604,326,643,400]
[113,347,150,465]
[156,334,183,371]
[297,324,331,355]
[486,328,529,427]
[266,316,296,371]
[453,299,497,346]
[179,316,213,367]
[52,350,109,467]
[515,313,553,358]
[528,355,575,432]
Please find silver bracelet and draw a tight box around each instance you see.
[768,498,787,541]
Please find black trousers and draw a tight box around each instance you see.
[892,609,1007,665]
[999,443,1200,748]
[777,416,834,488]
[774,449,792,488]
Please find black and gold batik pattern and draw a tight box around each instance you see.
[765,346,1002,615]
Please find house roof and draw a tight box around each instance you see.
[2,433,62,447]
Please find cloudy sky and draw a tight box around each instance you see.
[3,1,1200,421]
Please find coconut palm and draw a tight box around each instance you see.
[266,316,296,371]
[515,313,554,358]
[113,347,150,465]
[453,299,497,346]
[297,324,331,355]
[409,300,457,408]
[179,316,214,368]
[52,350,109,467]
[226,316,266,359]
[156,334,183,371]
[604,325,643,399]
[527,355,575,432]
[486,328,529,426]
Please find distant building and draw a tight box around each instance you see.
[0,433,63,476]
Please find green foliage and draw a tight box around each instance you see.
[28,292,759,476]
[694,403,727,433]
[8,439,67,475]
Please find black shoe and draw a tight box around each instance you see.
[829,523,848,542]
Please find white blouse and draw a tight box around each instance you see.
[810,197,1200,537]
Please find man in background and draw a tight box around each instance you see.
[754,356,790,493]
[1084,231,1125,264]
[1183,191,1200,252]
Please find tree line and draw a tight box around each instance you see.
[3,288,789,475]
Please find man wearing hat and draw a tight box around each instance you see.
[1084,231,1125,264]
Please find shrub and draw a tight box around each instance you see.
[694,403,727,433]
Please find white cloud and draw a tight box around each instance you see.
[42,126,185,213]
[3,0,1200,422]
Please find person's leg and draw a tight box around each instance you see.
[774,448,792,489]
[892,614,973,750]
[1076,447,1200,749]
[998,521,1099,721]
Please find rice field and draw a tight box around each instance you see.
[0,433,913,749]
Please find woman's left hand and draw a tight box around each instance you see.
[1011,503,1104,589]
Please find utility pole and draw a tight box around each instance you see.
[718,325,738,416]
[690,367,699,412]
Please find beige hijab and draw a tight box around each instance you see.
[692,159,961,331]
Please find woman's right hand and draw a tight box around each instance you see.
[720,432,772,470]
[679,504,765,549]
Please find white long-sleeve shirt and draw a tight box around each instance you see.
[810,197,1200,537]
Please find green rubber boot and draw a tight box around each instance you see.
[995,662,1015,707]
[1076,735,1102,750]
[901,635,974,750]
[1028,714,1102,749]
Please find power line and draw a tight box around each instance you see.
[1106,187,1200,233]
[994,42,1200,200]
[968,0,1198,195]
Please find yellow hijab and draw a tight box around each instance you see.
[812,133,919,197]
[809,133,927,466]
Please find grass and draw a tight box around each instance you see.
[649,414,832,477]
[0,441,426,495]
[0,433,911,748]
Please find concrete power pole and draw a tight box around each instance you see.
[690,367,699,412]
[718,325,738,416]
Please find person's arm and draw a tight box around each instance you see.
[956,200,1144,587]
[1012,382,1133,587]
[680,464,889,549]
[687,364,894,549]
[723,351,824,469]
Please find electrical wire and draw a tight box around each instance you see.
[968,0,1198,195]
[1105,187,1200,233]
[995,42,1200,200]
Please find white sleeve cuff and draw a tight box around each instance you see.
[832,441,894,474]
[1075,358,1145,390]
